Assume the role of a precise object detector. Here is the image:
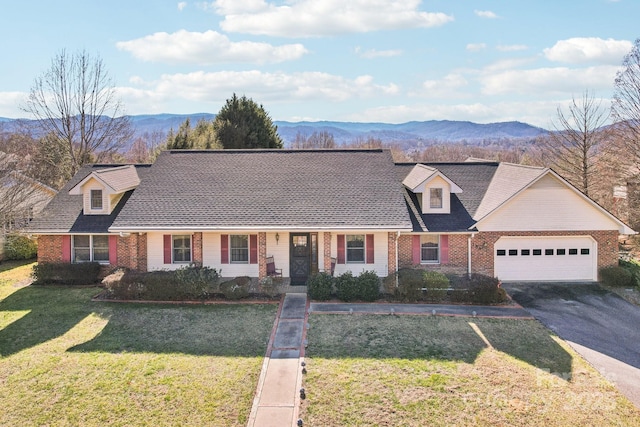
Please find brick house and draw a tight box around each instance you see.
[28,149,633,283]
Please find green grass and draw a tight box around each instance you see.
[0,262,277,426]
[302,314,640,426]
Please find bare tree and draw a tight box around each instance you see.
[539,91,609,197]
[291,131,336,149]
[22,49,133,175]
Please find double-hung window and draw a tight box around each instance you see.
[346,235,365,263]
[73,235,109,263]
[90,189,103,210]
[429,188,443,209]
[172,235,191,263]
[421,235,439,263]
[230,235,249,263]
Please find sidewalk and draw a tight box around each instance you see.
[247,293,308,427]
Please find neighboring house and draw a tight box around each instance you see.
[28,149,633,283]
[1,171,56,235]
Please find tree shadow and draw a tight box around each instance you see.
[305,315,573,380]
[68,303,276,357]
[0,286,95,357]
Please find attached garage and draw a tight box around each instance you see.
[494,236,597,282]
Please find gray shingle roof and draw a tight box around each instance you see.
[27,164,151,233]
[110,149,412,230]
[92,165,140,192]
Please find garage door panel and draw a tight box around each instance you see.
[494,236,596,281]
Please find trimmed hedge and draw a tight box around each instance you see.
[4,234,37,260]
[449,274,507,304]
[32,262,102,286]
[219,276,251,300]
[599,265,634,288]
[307,272,334,301]
[334,271,380,302]
[618,259,640,287]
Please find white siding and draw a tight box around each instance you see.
[82,178,109,215]
[265,232,289,277]
[422,176,451,214]
[147,232,191,271]
[202,233,259,277]
[478,174,619,231]
[331,231,389,277]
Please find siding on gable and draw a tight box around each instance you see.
[477,174,620,232]
[82,178,109,215]
[422,175,451,214]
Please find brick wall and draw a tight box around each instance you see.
[398,233,469,275]
[37,235,64,263]
[258,232,267,279]
[387,232,397,275]
[193,232,203,267]
[323,232,332,272]
[116,233,147,271]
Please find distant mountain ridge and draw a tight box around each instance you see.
[1,113,548,149]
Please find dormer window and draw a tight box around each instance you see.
[90,189,103,210]
[430,188,443,209]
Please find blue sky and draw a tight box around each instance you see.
[1,0,638,127]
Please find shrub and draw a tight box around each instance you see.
[259,276,280,298]
[335,271,359,302]
[356,270,380,302]
[4,234,37,260]
[618,259,640,287]
[220,277,250,300]
[422,271,449,302]
[174,265,219,299]
[307,272,334,301]
[394,268,426,302]
[32,262,102,286]
[599,265,634,287]
[465,274,507,304]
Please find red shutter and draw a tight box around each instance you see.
[62,235,71,263]
[337,234,345,264]
[249,234,258,264]
[412,235,421,265]
[109,235,118,265]
[366,234,374,264]
[163,235,172,264]
[440,235,449,264]
[221,234,229,264]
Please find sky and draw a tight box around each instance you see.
[1,0,639,128]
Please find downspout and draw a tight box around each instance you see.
[468,233,475,277]
[396,231,401,287]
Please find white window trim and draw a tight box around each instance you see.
[72,235,110,264]
[230,234,249,264]
[346,234,366,264]
[420,234,440,264]
[172,234,192,264]
[90,189,103,210]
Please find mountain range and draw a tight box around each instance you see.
[1,113,548,149]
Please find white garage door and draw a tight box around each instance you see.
[494,236,597,282]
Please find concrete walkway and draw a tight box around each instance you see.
[248,293,308,427]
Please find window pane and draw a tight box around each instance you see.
[430,188,443,208]
[91,190,103,209]
[496,249,506,256]
[93,235,110,262]
[230,235,248,263]
[173,235,191,263]
[346,235,365,263]
[420,235,439,262]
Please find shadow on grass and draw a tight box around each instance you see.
[306,315,573,379]
[0,285,96,357]
[0,284,276,358]
[69,303,276,357]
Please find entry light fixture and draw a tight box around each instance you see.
[275,233,280,244]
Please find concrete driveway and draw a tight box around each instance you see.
[503,282,640,408]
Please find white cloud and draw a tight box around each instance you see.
[544,37,632,64]
[355,46,403,59]
[177,2,187,11]
[116,30,307,64]
[474,10,498,19]
[497,44,528,52]
[420,73,468,98]
[216,0,454,37]
[122,70,399,107]
[0,92,28,118]
[466,43,486,52]
[479,65,620,95]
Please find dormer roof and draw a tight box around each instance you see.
[69,165,140,195]
[402,164,462,193]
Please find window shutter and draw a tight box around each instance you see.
[337,234,345,264]
[412,235,421,265]
[163,235,172,264]
[109,235,118,265]
[249,234,258,264]
[221,234,229,264]
[62,235,71,263]
[366,234,374,264]
[440,235,449,264]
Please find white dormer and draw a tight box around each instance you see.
[69,165,140,215]
[402,164,462,214]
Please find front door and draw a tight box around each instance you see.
[290,233,310,285]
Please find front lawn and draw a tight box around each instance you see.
[301,314,640,426]
[0,262,277,426]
